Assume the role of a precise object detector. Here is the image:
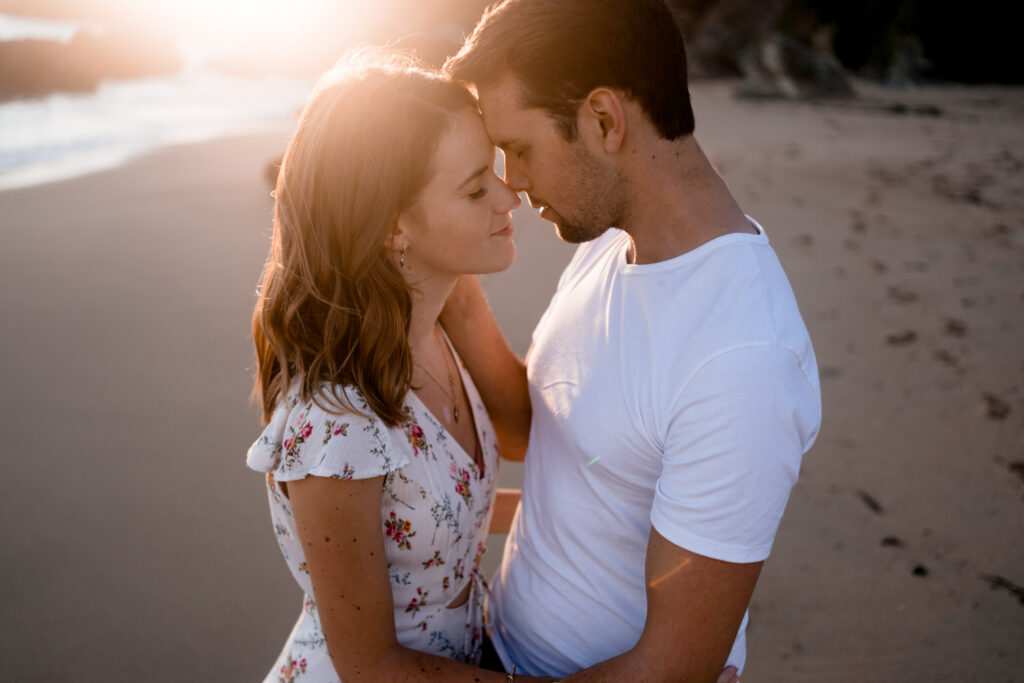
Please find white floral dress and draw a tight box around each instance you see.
[246,351,498,682]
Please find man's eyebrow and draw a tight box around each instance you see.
[495,138,519,151]
[457,165,489,190]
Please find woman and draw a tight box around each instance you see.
[246,50,550,682]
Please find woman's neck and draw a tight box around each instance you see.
[405,273,458,358]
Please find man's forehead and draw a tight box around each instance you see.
[477,75,534,146]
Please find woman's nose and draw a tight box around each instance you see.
[496,179,522,212]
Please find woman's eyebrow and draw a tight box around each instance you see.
[457,165,489,190]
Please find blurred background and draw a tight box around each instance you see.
[0,1,1021,681]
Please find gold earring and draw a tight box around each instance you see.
[400,245,406,269]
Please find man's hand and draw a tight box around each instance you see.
[560,529,761,683]
[440,275,531,460]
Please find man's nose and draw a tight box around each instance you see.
[503,156,529,193]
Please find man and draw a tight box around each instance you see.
[439,1,822,680]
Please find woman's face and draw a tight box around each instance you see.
[398,108,521,279]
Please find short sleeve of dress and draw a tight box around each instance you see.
[650,344,821,563]
[246,385,411,482]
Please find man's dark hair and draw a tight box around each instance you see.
[445,0,694,141]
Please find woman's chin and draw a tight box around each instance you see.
[465,243,517,276]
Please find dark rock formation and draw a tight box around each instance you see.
[0,28,180,101]
[735,31,853,100]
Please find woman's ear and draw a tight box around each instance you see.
[581,88,626,154]
[385,212,413,254]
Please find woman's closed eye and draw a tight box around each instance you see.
[469,187,488,200]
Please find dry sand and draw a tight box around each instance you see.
[0,80,1021,681]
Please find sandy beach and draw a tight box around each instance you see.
[1,79,1021,681]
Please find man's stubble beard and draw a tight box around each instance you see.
[550,144,626,245]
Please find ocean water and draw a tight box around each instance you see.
[0,14,312,191]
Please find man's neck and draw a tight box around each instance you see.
[619,135,753,265]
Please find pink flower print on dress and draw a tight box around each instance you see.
[279,654,308,682]
[408,423,427,456]
[405,586,429,615]
[323,419,349,445]
[331,463,355,480]
[421,550,445,570]
[472,540,486,574]
[281,404,315,470]
[384,511,416,550]
[451,466,473,507]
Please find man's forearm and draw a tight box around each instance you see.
[441,275,531,460]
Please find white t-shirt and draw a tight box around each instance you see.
[488,221,821,677]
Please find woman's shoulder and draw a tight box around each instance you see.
[246,381,411,481]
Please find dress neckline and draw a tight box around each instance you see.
[407,328,488,479]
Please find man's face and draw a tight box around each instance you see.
[477,73,621,244]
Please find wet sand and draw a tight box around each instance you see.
[0,80,1021,681]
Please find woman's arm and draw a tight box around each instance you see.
[287,474,553,682]
[441,275,531,461]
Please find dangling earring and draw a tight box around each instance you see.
[400,244,407,269]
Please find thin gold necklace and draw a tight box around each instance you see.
[417,325,461,423]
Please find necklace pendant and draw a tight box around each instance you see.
[453,405,460,423]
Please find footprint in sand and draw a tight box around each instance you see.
[903,261,929,273]
[933,349,959,367]
[981,393,1010,420]
[1008,462,1024,485]
[886,330,917,346]
[945,317,968,337]
[849,210,867,234]
[856,490,884,514]
[887,285,919,304]
[881,536,904,547]
[979,574,1024,604]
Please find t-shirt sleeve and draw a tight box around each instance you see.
[247,388,411,483]
[650,344,822,563]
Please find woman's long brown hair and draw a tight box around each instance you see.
[253,50,476,426]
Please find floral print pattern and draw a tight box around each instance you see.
[385,511,416,550]
[277,654,308,682]
[247,346,498,682]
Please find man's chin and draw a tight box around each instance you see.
[538,205,609,244]
[555,220,609,245]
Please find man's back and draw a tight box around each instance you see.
[489,221,821,676]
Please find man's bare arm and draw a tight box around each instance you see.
[559,529,759,683]
[441,274,530,460]
[488,488,522,534]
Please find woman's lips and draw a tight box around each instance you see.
[491,223,514,237]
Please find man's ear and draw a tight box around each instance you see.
[582,88,626,154]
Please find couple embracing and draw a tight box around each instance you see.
[246,1,822,681]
